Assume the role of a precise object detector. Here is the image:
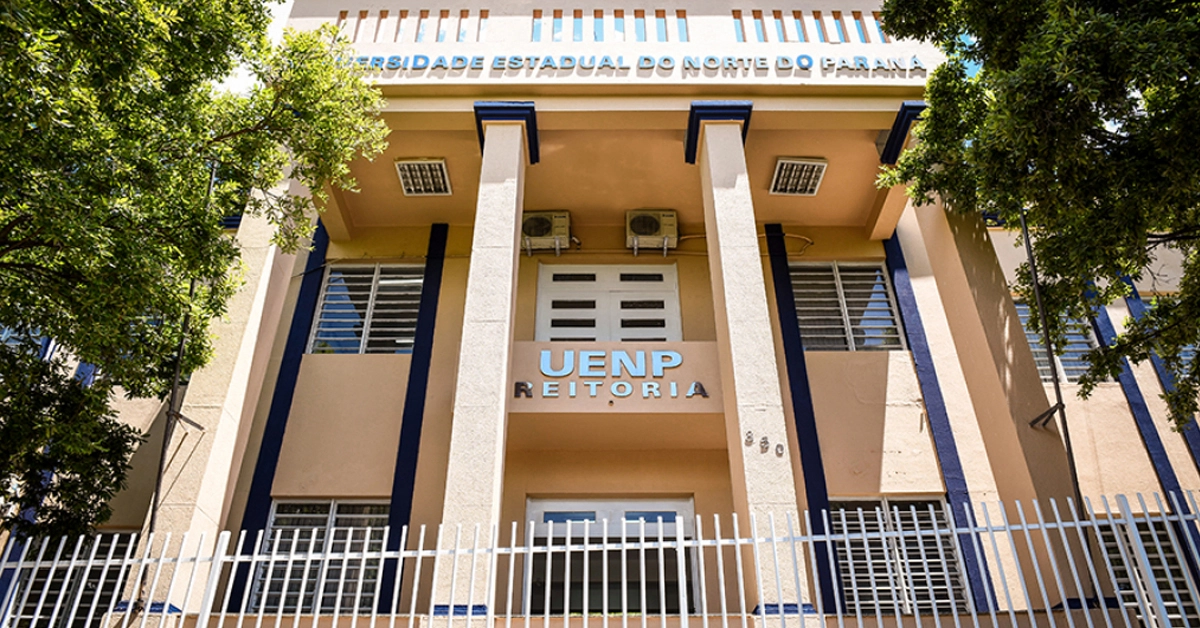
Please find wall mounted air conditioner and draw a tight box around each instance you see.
[521,210,571,255]
[626,210,678,255]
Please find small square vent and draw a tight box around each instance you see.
[395,159,452,196]
[770,158,827,196]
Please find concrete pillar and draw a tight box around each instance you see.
[440,121,526,530]
[697,119,806,605]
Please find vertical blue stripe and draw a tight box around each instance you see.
[228,222,329,607]
[1089,299,1200,576]
[377,224,449,612]
[1089,303,1188,503]
[764,224,838,611]
[884,234,994,611]
[1121,282,1200,475]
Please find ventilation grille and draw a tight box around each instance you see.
[395,159,451,196]
[770,158,827,196]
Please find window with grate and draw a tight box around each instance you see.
[1014,302,1099,383]
[1098,517,1200,626]
[12,533,135,628]
[525,499,695,615]
[251,501,390,614]
[308,265,424,354]
[828,500,967,615]
[536,265,682,342]
[789,263,904,351]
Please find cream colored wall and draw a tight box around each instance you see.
[761,225,945,501]
[919,205,1075,505]
[808,351,945,497]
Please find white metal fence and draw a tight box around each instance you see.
[4,493,1200,628]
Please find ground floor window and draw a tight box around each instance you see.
[524,498,695,614]
[251,501,389,613]
[10,533,134,628]
[1099,515,1199,626]
[827,498,967,614]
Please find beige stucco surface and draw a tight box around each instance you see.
[807,351,944,497]
[273,354,412,497]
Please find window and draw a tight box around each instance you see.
[789,263,904,351]
[532,10,542,41]
[792,11,808,42]
[594,10,604,41]
[308,265,424,354]
[535,265,682,342]
[675,11,688,42]
[732,11,745,42]
[1099,517,1200,626]
[655,10,667,41]
[252,501,389,614]
[1014,302,1099,383]
[828,500,967,615]
[525,499,695,614]
[11,534,135,628]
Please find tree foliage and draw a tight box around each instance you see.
[879,0,1200,425]
[0,0,388,535]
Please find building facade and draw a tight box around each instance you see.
[53,0,1200,620]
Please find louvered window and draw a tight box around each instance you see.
[308,265,424,354]
[535,265,682,342]
[1014,302,1099,383]
[828,500,967,615]
[251,501,389,614]
[1099,517,1200,626]
[789,263,904,351]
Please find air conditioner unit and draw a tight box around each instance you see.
[521,211,571,254]
[626,210,678,254]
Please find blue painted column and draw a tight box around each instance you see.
[228,221,329,606]
[764,224,838,612]
[884,234,993,611]
[1121,283,1200,476]
[377,223,449,613]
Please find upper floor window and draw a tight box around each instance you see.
[535,265,682,342]
[308,265,424,354]
[1014,302,1099,383]
[789,263,904,351]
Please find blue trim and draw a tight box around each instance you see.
[37,337,55,361]
[74,363,97,387]
[377,224,449,612]
[753,603,818,615]
[880,101,926,165]
[884,234,994,611]
[220,214,244,230]
[1088,298,1200,579]
[228,222,329,608]
[684,101,752,164]
[433,605,488,616]
[764,224,838,611]
[474,101,539,164]
[1089,301,1188,502]
[1121,282,1200,475]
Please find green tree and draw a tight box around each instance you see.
[0,0,388,536]
[879,0,1200,425]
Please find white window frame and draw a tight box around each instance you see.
[789,262,906,351]
[535,264,682,342]
[524,498,697,615]
[827,497,968,615]
[307,264,425,355]
[251,499,390,614]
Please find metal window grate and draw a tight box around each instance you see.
[1099,517,1200,626]
[309,265,424,354]
[829,500,968,615]
[252,501,390,614]
[789,263,904,351]
[771,158,827,196]
[12,534,135,628]
[1014,302,1099,383]
[394,159,451,196]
